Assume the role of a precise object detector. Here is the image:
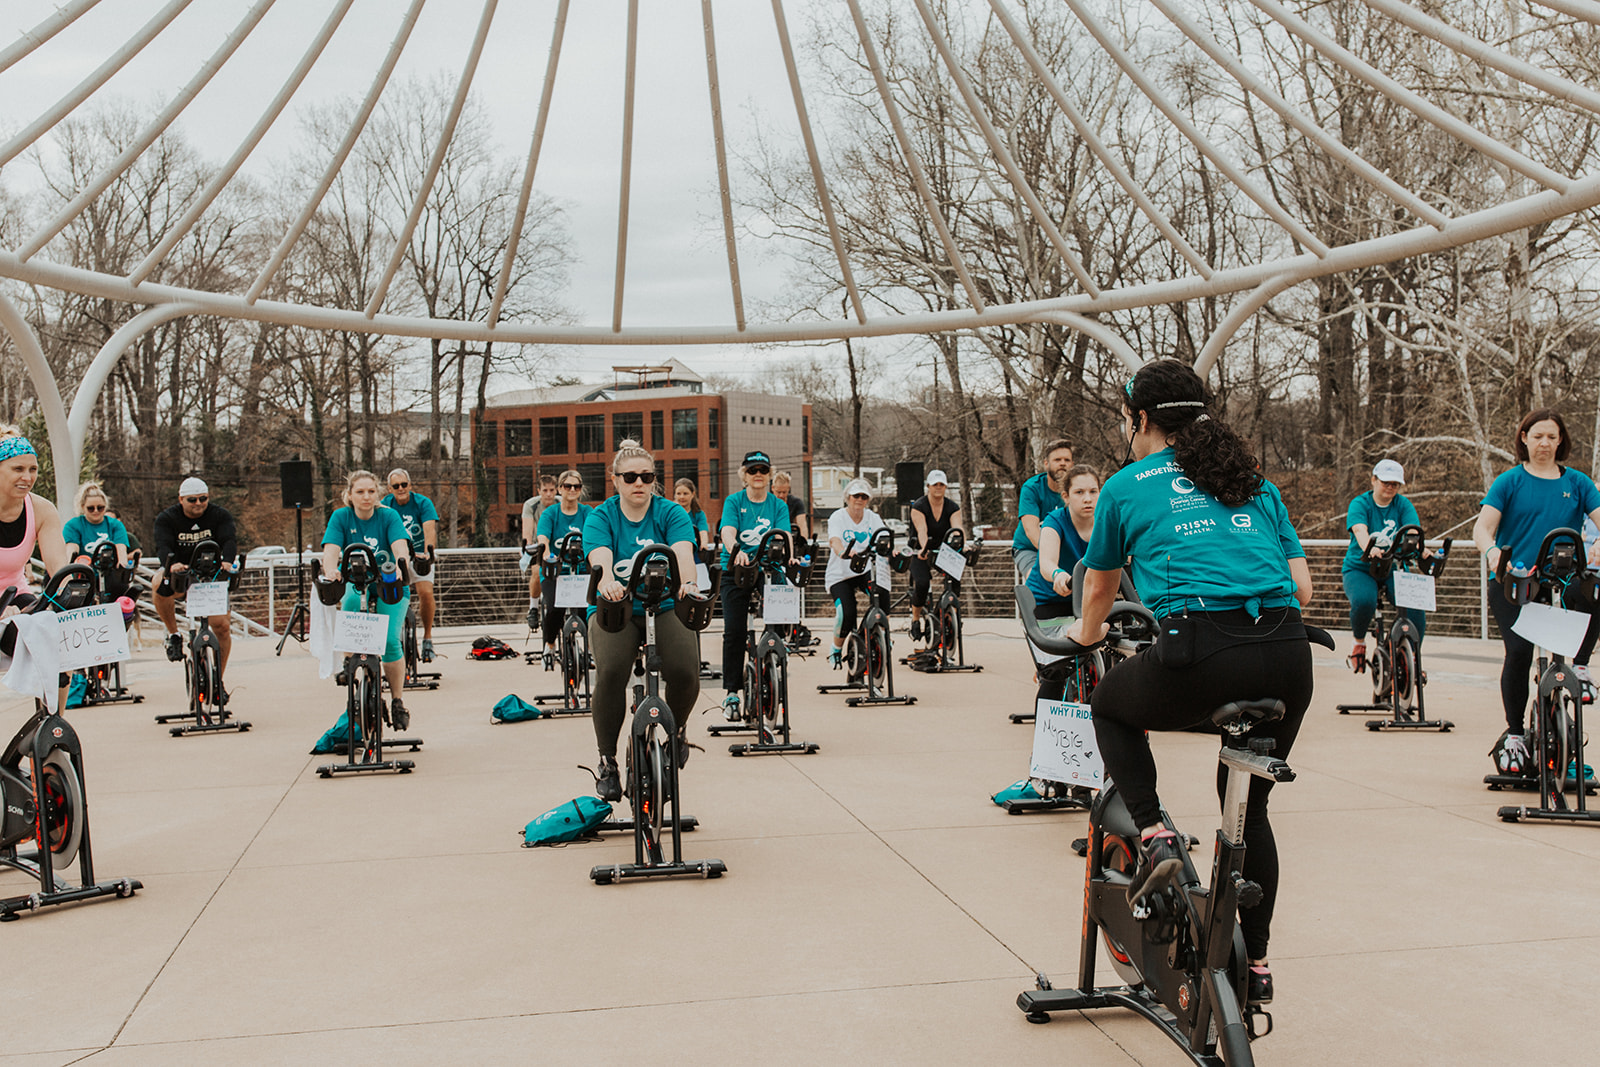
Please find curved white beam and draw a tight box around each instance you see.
[0,293,75,502]
[0,0,107,76]
[1194,270,1313,379]
[68,303,203,465]
[1026,311,1144,374]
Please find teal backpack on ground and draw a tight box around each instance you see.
[310,710,361,754]
[522,796,612,846]
[491,694,543,723]
[66,672,88,708]
[991,778,1042,806]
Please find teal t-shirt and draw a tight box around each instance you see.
[63,514,129,553]
[1025,506,1089,606]
[537,502,590,552]
[718,490,791,568]
[379,492,438,554]
[323,505,410,570]
[688,508,709,538]
[1082,448,1302,619]
[1482,465,1600,569]
[583,496,697,616]
[1012,472,1058,551]
[1341,492,1420,573]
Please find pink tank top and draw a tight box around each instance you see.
[0,494,38,593]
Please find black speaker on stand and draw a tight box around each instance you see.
[894,461,924,516]
[275,460,314,655]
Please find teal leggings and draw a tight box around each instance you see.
[339,585,409,663]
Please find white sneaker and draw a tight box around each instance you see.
[721,693,741,722]
[1574,664,1595,702]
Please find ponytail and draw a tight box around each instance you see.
[1127,359,1261,507]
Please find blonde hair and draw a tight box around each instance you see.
[611,439,653,472]
[342,469,380,505]
[772,471,792,488]
[559,468,587,500]
[75,481,109,513]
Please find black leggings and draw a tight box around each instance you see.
[1091,621,1313,960]
[720,580,753,690]
[908,555,933,608]
[588,610,701,758]
[1486,581,1600,732]
[830,575,887,638]
[539,571,566,647]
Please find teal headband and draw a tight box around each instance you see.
[0,436,36,462]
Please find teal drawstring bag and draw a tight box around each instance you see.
[491,694,543,723]
[522,796,612,846]
[66,672,88,708]
[991,778,1042,806]
[310,710,361,754]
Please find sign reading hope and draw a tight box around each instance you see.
[55,603,131,671]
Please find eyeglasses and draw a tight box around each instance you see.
[390,481,408,489]
[618,470,656,485]
[184,496,208,504]
[746,465,771,475]
[560,482,582,490]
[84,504,107,512]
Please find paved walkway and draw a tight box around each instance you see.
[1,621,1591,1065]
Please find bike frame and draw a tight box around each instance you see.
[156,541,251,737]
[906,531,982,674]
[718,529,819,756]
[817,527,916,706]
[533,534,592,715]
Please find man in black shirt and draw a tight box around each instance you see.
[152,477,239,688]
[773,471,810,539]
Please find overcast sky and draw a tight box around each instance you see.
[3,0,870,386]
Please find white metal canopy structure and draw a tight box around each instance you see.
[3,0,1600,502]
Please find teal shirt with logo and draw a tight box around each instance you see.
[63,514,129,553]
[718,490,791,569]
[322,505,410,570]
[1082,448,1302,619]
[537,503,590,551]
[379,492,438,554]
[1342,491,1420,573]
[583,496,696,616]
[1482,465,1600,568]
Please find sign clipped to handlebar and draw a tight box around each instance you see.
[1390,571,1436,611]
[696,562,712,592]
[934,543,966,581]
[1511,602,1591,660]
[875,558,891,590]
[185,580,230,619]
[763,582,801,624]
[55,603,132,671]
[1030,699,1104,789]
[555,574,589,609]
[332,610,388,656]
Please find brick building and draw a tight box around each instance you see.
[478,361,812,541]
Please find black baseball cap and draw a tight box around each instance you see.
[743,451,772,467]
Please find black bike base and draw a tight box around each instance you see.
[729,739,819,756]
[168,719,252,737]
[1018,986,1237,1067]
[901,651,983,674]
[1366,716,1453,731]
[590,858,726,884]
[816,682,865,695]
[1336,701,1388,714]
[323,735,424,755]
[404,676,440,691]
[845,693,916,706]
[1009,712,1034,724]
[531,695,590,716]
[82,691,144,706]
[598,816,698,834]
[705,721,752,736]
[1002,794,1090,815]
[0,876,142,921]
[1485,772,1597,794]
[317,758,415,777]
[1497,803,1600,824]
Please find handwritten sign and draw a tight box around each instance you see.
[555,574,589,609]
[55,604,131,671]
[934,543,966,581]
[696,562,712,592]
[332,610,388,656]
[1391,571,1436,611]
[1512,602,1592,660]
[764,582,801,624]
[185,580,229,619]
[1030,699,1104,789]
[874,558,891,590]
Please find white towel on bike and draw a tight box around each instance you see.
[2,612,63,713]
[308,594,338,679]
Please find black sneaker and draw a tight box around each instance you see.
[525,605,539,630]
[675,729,691,769]
[216,685,229,706]
[390,698,409,732]
[166,633,184,662]
[596,756,622,801]
[1248,966,1273,1005]
[1126,829,1184,909]
[910,618,924,642]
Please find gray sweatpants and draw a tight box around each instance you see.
[588,609,702,757]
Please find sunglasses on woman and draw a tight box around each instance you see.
[617,470,656,485]
[561,482,582,490]
[85,504,107,512]
[746,465,771,475]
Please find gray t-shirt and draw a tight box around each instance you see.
[522,497,553,525]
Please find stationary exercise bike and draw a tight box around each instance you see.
[708,529,818,756]
[402,549,440,691]
[589,546,726,884]
[532,533,592,716]
[1486,528,1600,824]
[0,567,142,920]
[313,544,423,778]
[1335,524,1453,731]
[77,542,144,706]
[904,529,983,674]
[817,527,916,706]
[1016,607,1337,1065]
[155,540,251,737]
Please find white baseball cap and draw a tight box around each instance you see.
[925,469,948,487]
[1371,460,1405,484]
[844,478,872,498]
[179,476,209,496]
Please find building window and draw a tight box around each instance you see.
[672,409,698,450]
[507,466,533,505]
[576,413,605,453]
[708,406,719,449]
[539,416,568,456]
[482,467,500,506]
[802,415,809,452]
[709,458,721,499]
[504,419,533,457]
[577,462,607,497]
[613,410,642,448]
[673,458,698,489]
[478,420,498,457]
[650,410,664,451]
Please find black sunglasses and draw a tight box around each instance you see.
[746,465,771,475]
[390,481,409,489]
[184,496,208,504]
[84,504,107,512]
[618,470,656,485]
[560,482,582,489]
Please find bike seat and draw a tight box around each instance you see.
[1209,699,1285,729]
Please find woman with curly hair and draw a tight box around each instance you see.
[1065,359,1313,1009]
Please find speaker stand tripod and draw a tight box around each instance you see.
[275,503,310,656]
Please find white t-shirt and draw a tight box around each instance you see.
[826,507,885,590]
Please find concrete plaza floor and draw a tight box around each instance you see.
[1,618,1594,1065]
